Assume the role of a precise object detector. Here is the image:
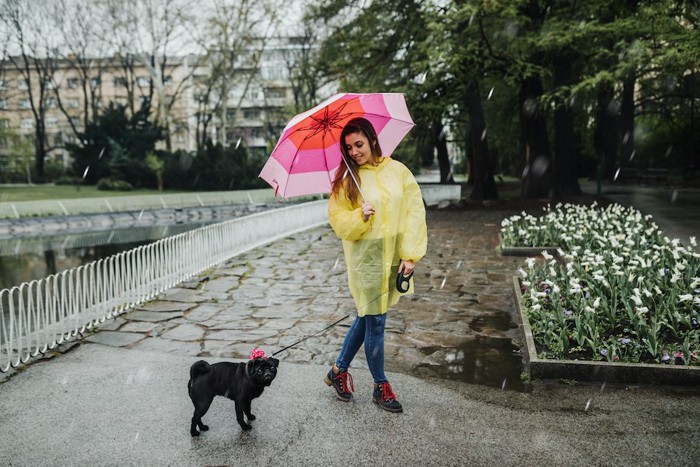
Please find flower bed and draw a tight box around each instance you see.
[502,203,700,370]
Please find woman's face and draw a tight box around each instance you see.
[344,131,376,166]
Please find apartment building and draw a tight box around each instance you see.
[0,36,318,179]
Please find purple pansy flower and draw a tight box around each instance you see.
[620,338,631,345]
[564,310,573,316]
[661,353,671,362]
[600,349,608,357]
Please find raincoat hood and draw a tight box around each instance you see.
[328,158,427,316]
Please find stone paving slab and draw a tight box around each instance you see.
[81,209,528,389]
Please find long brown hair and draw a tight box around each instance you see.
[331,117,382,205]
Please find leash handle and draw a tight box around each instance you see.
[272,314,349,356]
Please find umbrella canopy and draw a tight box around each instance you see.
[259,92,415,198]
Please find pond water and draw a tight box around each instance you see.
[0,204,280,291]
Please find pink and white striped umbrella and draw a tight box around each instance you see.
[259,93,415,198]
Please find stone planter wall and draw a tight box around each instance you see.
[498,234,559,257]
[512,276,700,385]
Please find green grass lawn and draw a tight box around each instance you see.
[0,185,187,202]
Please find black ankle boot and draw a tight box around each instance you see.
[324,365,354,401]
[372,382,402,413]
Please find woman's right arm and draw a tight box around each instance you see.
[328,193,371,241]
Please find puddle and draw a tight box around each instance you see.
[470,312,516,332]
[415,336,527,392]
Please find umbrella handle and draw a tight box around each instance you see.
[340,152,366,203]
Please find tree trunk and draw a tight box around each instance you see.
[620,71,636,168]
[595,82,619,181]
[553,57,580,197]
[433,121,454,184]
[465,81,498,200]
[519,75,551,199]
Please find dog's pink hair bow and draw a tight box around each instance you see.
[250,347,267,360]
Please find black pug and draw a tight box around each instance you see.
[188,357,279,435]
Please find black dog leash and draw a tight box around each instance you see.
[272,314,350,356]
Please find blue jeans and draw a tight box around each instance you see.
[335,314,387,384]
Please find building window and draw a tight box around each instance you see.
[265,88,286,99]
[0,119,9,128]
[68,98,80,108]
[20,99,31,109]
[70,117,80,126]
[90,77,101,87]
[67,78,79,89]
[19,79,29,90]
[21,118,34,129]
[137,76,150,87]
[114,77,128,87]
[0,99,7,110]
[0,137,8,149]
[0,80,5,90]
[243,109,260,120]
[164,75,173,86]
[46,97,58,108]
[46,117,59,128]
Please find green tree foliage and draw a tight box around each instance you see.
[156,142,266,191]
[67,103,164,186]
[308,0,700,197]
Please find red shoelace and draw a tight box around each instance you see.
[378,382,397,402]
[338,371,354,394]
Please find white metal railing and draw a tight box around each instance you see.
[0,189,290,219]
[0,200,328,372]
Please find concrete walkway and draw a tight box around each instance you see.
[1,195,700,465]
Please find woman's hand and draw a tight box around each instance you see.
[398,259,415,276]
[361,202,375,222]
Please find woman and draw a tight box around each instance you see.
[324,117,427,413]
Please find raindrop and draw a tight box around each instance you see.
[613,168,621,181]
[429,417,436,428]
[585,399,591,411]
[671,189,678,203]
[487,87,494,100]
[235,138,242,150]
[628,150,636,162]
[481,128,487,141]
[61,376,68,385]
[665,146,673,158]
[440,277,447,289]
[600,381,606,393]
[469,13,475,27]
[333,258,340,270]
[372,346,380,357]
[98,147,105,159]
[138,209,144,220]
[456,260,462,269]
[522,98,537,116]
[521,165,530,180]
[606,100,621,116]
[267,298,272,306]
[622,132,630,145]
[134,432,139,442]
[82,166,90,179]
[569,95,576,107]
[531,156,549,177]
[224,390,230,398]
[501,378,507,390]
[438,127,446,141]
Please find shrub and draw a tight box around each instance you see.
[96,178,134,191]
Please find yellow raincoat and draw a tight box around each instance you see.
[328,157,427,316]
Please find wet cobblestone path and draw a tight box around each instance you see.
[88,209,527,390]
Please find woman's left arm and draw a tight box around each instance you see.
[398,167,427,265]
